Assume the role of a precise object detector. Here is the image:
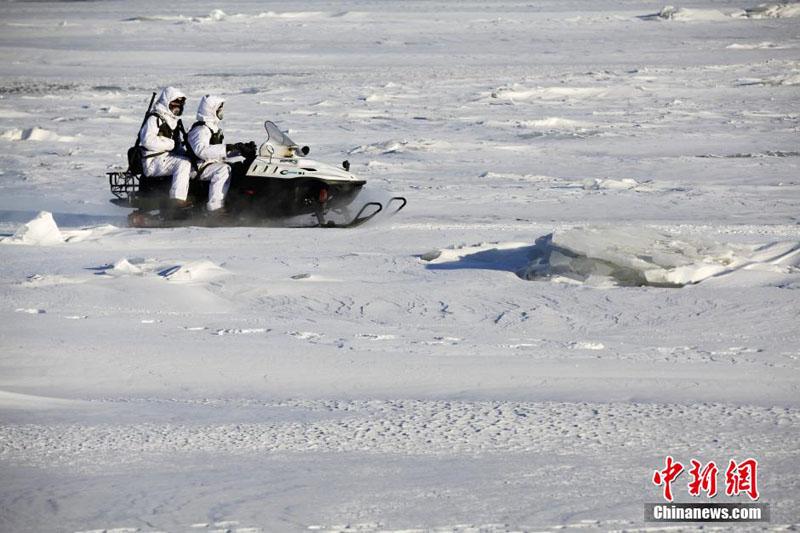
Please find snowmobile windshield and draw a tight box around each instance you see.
[264,121,296,148]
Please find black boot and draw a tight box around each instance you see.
[162,198,193,220]
[204,206,229,226]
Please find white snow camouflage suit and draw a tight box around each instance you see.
[187,94,231,212]
[138,86,192,202]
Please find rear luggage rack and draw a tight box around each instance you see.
[108,171,140,202]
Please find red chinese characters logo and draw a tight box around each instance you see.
[653,457,759,502]
[652,456,684,502]
[688,459,718,498]
[725,458,759,500]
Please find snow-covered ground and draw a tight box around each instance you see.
[1,1,799,532]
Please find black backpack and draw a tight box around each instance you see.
[127,145,143,174]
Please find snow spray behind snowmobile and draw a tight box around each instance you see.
[109,119,405,228]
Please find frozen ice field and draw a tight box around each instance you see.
[1,1,799,532]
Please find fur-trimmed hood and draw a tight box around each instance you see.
[195,94,225,133]
[151,86,186,129]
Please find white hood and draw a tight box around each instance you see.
[195,94,225,133]
[151,86,186,129]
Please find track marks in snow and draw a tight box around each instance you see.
[73,529,140,533]
[303,522,607,533]
[2,400,797,468]
[74,521,261,533]
[303,520,800,533]
[73,529,138,533]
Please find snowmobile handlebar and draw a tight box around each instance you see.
[257,140,310,161]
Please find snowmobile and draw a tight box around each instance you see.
[108,120,405,228]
